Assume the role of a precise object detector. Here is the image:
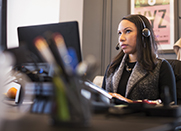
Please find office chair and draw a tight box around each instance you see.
[167,59,181,105]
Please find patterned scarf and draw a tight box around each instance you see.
[105,54,147,97]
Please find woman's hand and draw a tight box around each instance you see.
[108,92,133,103]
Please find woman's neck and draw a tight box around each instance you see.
[128,54,137,63]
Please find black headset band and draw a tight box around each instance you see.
[137,15,146,28]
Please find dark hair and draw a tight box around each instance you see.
[108,14,158,75]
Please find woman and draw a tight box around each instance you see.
[102,14,177,104]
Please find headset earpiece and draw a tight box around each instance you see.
[142,28,150,37]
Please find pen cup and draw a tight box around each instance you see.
[50,75,91,127]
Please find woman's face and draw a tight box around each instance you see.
[118,20,137,55]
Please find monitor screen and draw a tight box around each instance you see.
[17,21,82,64]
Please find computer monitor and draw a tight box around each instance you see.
[17,21,82,64]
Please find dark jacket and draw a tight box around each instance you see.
[167,60,181,104]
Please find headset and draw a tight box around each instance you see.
[137,15,151,48]
[137,15,150,37]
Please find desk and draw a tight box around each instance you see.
[1,110,181,131]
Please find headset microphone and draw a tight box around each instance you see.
[115,43,119,50]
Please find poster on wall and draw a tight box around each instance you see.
[131,0,174,51]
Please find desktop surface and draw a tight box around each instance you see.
[1,106,180,131]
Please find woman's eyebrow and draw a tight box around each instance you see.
[117,27,132,34]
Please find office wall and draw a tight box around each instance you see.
[82,0,131,77]
[7,0,60,49]
[7,0,84,50]
[59,0,84,47]
[82,0,104,77]
[178,0,181,38]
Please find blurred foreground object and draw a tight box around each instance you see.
[34,33,91,126]
[75,54,99,80]
[6,87,17,99]
[0,52,13,129]
[93,76,104,87]
[0,51,34,123]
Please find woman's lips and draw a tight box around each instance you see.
[121,44,127,49]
